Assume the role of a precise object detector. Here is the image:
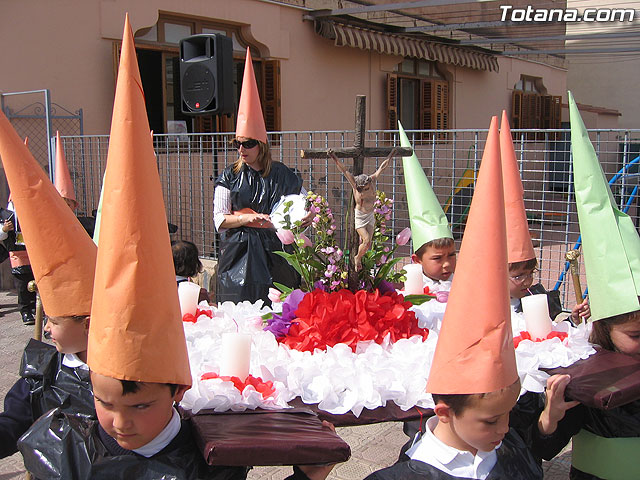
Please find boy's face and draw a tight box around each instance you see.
[434,381,520,455]
[44,316,89,356]
[91,372,188,450]
[508,264,535,299]
[610,317,640,358]
[412,244,456,282]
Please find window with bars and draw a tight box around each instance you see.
[386,59,449,138]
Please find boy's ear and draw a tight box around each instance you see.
[172,385,190,403]
[411,253,421,264]
[434,403,454,424]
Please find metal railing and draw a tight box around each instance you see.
[60,128,640,310]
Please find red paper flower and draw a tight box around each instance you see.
[200,372,276,399]
[196,307,213,318]
[182,308,213,323]
[513,330,568,348]
[280,288,428,352]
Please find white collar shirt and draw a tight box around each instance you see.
[422,273,453,293]
[62,353,89,370]
[407,416,499,480]
[133,407,181,458]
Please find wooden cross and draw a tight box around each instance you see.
[300,95,412,291]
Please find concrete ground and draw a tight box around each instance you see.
[0,290,571,479]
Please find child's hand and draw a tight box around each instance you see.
[570,298,590,322]
[538,374,580,435]
[2,220,14,233]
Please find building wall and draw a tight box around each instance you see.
[566,0,640,130]
[1,0,567,134]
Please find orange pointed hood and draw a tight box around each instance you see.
[0,113,96,317]
[427,116,517,395]
[500,111,535,263]
[88,14,191,386]
[54,131,77,208]
[235,47,267,143]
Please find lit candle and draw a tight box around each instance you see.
[521,294,553,340]
[178,281,201,317]
[219,332,252,381]
[404,264,424,295]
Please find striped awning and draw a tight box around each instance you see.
[315,21,499,73]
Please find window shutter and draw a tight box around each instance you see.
[541,95,562,129]
[263,60,281,132]
[434,80,449,130]
[386,73,398,130]
[112,41,122,84]
[420,79,433,130]
[512,90,523,129]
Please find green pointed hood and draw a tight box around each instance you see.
[569,91,640,321]
[398,121,452,251]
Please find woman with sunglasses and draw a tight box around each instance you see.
[213,49,304,304]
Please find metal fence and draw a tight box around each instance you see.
[60,128,640,310]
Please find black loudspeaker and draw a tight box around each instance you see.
[180,34,233,115]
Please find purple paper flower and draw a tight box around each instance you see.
[264,289,306,338]
[377,280,396,295]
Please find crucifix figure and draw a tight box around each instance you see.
[329,147,396,271]
[301,95,412,290]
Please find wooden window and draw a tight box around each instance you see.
[511,76,561,132]
[387,60,449,138]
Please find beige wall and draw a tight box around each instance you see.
[566,0,640,130]
[1,0,567,134]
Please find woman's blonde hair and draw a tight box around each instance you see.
[232,139,272,177]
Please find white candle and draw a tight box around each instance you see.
[178,281,201,317]
[521,294,553,340]
[404,264,424,295]
[219,332,252,381]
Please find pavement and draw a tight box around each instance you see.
[0,290,571,479]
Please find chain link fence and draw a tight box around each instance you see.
[57,128,640,309]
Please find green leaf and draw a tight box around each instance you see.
[404,294,436,305]
[373,257,404,287]
[274,251,303,276]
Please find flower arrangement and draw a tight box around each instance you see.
[274,190,410,295]
[262,190,432,352]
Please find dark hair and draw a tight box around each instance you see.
[432,380,520,415]
[590,309,640,352]
[508,257,537,273]
[415,237,455,257]
[431,393,474,415]
[120,379,178,396]
[232,139,272,177]
[171,240,203,278]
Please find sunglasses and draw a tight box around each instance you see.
[232,139,259,149]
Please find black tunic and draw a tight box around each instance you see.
[0,338,93,458]
[215,162,302,304]
[531,400,640,479]
[366,429,542,480]
[18,410,313,480]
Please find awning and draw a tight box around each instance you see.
[315,21,499,73]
